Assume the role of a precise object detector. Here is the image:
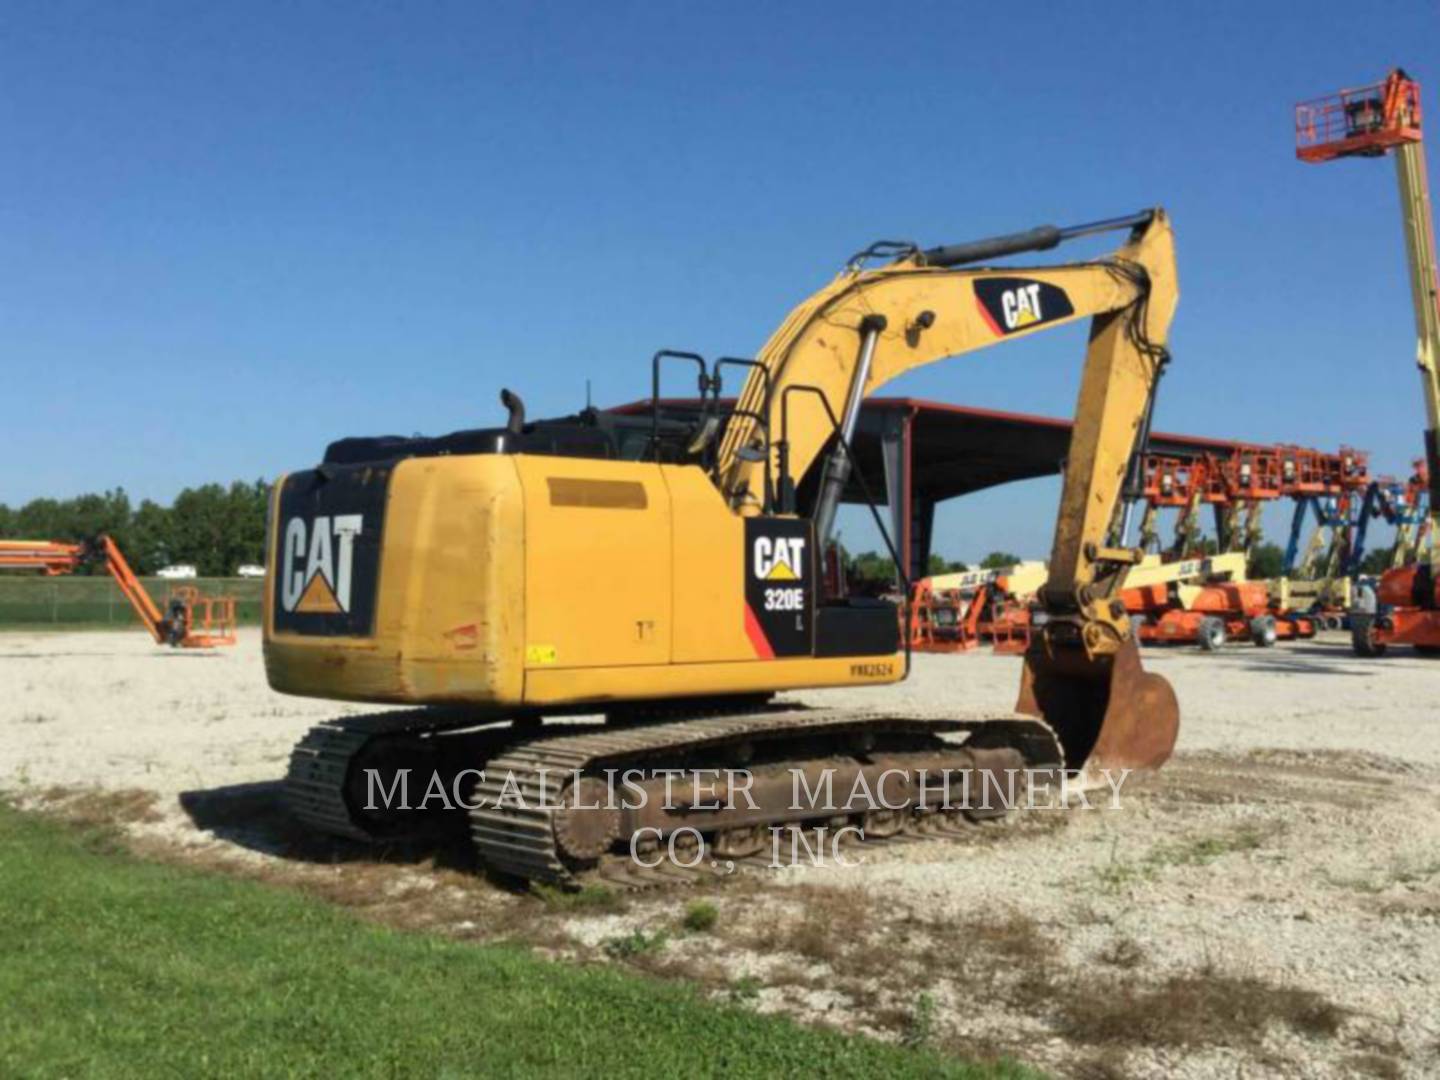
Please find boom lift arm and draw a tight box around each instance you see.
[1297,69,1440,572]
[1394,102,1440,574]
[0,536,234,647]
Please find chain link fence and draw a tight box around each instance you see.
[0,577,264,628]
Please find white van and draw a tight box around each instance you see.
[156,564,198,580]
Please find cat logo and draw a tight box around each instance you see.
[973,277,1074,337]
[753,535,806,581]
[1001,283,1043,329]
[280,514,363,614]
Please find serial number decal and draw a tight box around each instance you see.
[850,662,895,678]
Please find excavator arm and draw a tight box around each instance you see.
[716,209,1181,775]
[719,210,1175,646]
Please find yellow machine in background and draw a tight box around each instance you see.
[1122,551,1248,594]
[267,209,1182,884]
[926,562,1049,598]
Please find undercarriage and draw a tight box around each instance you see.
[285,705,1065,888]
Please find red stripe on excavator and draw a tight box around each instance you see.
[744,603,776,659]
[974,292,1004,337]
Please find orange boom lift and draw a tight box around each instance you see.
[0,536,236,648]
[1297,69,1440,655]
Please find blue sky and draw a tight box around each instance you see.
[3,1,1435,559]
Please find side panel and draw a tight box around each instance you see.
[664,466,755,664]
[516,457,672,672]
[379,456,526,701]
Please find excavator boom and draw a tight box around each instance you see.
[718,209,1181,775]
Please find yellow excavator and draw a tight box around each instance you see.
[267,208,1181,885]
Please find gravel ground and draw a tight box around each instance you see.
[3,628,1437,1078]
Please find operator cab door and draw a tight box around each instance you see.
[516,457,672,669]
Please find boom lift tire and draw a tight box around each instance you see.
[1249,614,1278,647]
[1197,617,1226,652]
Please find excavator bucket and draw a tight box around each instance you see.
[1016,636,1178,783]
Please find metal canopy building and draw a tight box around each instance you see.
[617,397,1255,581]
[843,398,1249,579]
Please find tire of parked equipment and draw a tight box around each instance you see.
[1198,617,1226,652]
[1350,614,1386,657]
[1249,614,1278,648]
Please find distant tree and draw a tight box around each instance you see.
[1359,548,1396,577]
[128,499,175,574]
[979,551,1022,570]
[3,489,131,552]
[849,550,897,585]
[928,554,968,574]
[68,489,134,565]
[0,479,270,576]
[170,482,267,576]
[13,498,65,540]
[227,479,270,570]
[1246,542,1286,580]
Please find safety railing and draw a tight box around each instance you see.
[1296,74,1422,162]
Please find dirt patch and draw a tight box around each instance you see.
[31,785,163,827]
[1052,971,1346,1047]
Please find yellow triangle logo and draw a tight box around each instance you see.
[295,572,343,614]
[765,561,799,581]
[1013,308,1038,327]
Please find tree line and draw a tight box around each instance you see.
[0,482,269,577]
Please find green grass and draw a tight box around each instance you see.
[681,899,719,933]
[0,802,1029,1078]
[0,575,263,628]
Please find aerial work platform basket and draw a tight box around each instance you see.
[1296,70,1423,163]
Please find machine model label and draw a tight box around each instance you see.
[973,277,1075,336]
[744,518,814,659]
[272,466,389,636]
